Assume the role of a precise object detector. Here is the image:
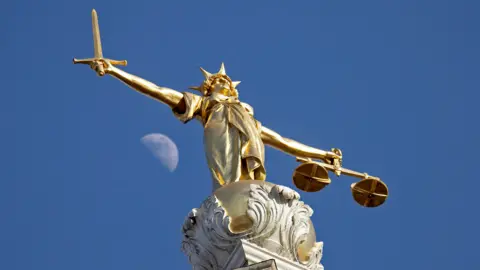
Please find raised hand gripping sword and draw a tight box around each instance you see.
[73,9,127,76]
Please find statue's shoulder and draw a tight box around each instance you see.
[240,102,254,116]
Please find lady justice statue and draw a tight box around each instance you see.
[74,10,388,208]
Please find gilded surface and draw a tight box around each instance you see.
[173,91,266,190]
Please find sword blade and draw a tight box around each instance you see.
[92,9,103,58]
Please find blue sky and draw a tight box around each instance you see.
[1,0,479,269]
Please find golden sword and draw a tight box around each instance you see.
[73,9,127,76]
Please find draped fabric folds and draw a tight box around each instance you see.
[173,92,266,190]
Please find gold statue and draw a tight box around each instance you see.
[74,10,388,206]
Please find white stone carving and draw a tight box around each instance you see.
[181,181,324,270]
[232,240,321,270]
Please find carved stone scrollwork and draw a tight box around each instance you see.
[181,180,324,270]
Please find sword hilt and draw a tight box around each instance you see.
[72,57,128,76]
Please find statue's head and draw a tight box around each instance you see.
[189,63,241,97]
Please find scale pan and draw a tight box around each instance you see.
[351,178,388,207]
[293,162,331,192]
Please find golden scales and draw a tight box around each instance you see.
[293,149,388,208]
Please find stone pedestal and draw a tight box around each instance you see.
[181,180,324,270]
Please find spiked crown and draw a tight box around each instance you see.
[189,63,241,96]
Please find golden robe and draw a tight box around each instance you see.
[173,92,266,190]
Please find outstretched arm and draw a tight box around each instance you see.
[98,60,186,112]
[260,126,341,164]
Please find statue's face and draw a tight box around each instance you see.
[210,77,233,96]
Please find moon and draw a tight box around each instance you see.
[141,133,179,172]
